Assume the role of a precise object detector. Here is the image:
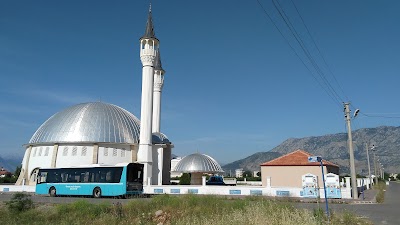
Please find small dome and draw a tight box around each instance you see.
[172,153,223,173]
[152,132,170,144]
[29,102,141,144]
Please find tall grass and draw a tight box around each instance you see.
[0,195,372,225]
[374,181,386,203]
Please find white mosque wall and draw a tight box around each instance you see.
[27,146,54,178]
[56,145,94,168]
[97,145,132,165]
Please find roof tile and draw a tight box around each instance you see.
[260,149,338,167]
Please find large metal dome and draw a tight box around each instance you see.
[173,153,224,173]
[29,102,141,144]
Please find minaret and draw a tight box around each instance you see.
[152,51,165,185]
[152,51,165,133]
[138,5,159,185]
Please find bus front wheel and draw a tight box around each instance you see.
[93,187,102,198]
[49,187,56,197]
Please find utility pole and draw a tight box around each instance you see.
[373,149,378,184]
[365,143,372,188]
[344,103,358,199]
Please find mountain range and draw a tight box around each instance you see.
[0,156,21,173]
[222,126,400,175]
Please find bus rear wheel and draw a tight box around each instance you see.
[49,187,56,197]
[93,187,102,198]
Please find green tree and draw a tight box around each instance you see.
[14,166,21,177]
[179,173,191,185]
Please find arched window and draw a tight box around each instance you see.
[72,146,78,156]
[81,146,87,156]
[63,147,69,156]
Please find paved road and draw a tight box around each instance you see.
[291,182,400,225]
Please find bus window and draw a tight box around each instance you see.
[38,172,48,184]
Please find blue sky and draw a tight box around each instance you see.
[1,1,400,164]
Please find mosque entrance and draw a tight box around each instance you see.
[30,168,40,185]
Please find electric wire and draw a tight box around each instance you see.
[289,0,349,102]
[255,0,342,109]
[272,0,344,105]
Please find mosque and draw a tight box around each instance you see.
[16,6,173,186]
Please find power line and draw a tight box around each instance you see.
[289,0,349,102]
[360,112,400,119]
[255,0,342,108]
[271,0,344,104]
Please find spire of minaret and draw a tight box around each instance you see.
[141,4,157,40]
[154,50,164,72]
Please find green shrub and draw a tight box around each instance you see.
[179,173,191,185]
[5,192,34,213]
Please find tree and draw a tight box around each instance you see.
[179,173,191,185]
[14,166,21,177]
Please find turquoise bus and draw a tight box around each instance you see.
[36,163,144,198]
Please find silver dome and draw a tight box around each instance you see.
[29,102,141,144]
[152,132,170,144]
[172,153,224,173]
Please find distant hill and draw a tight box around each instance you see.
[222,126,400,174]
[222,152,282,173]
[0,156,21,173]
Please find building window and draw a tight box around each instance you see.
[33,148,37,157]
[44,147,49,156]
[113,148,117,157]
[38,147,43,156]
[63,147,68,156]
[72,146,78,156]
[121,148,126,157]
[104,147,108,156]
[81,146,87,156]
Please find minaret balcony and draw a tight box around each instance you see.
[141,48,157,57]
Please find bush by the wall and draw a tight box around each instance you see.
[5,192,34,213]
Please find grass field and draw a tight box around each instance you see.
[1,194,372,225]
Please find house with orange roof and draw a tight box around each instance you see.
[260,150,339,188]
